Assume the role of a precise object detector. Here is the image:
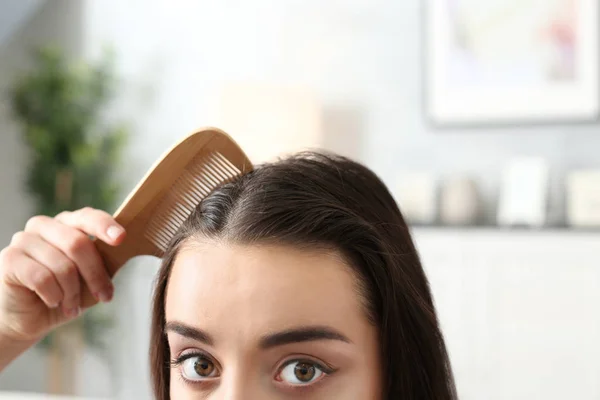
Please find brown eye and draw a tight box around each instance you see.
[294,362,316,382]
[194,357,215,376]
[278,360,325,385]
[181,355,219,381]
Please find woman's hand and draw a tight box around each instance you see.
[0,207,125,344]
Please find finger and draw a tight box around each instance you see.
[24,215,113,304]
[0,247,64,311]
[55,207,126,245]
[11,231,82,315]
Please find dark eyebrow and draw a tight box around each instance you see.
[259,326,351,349]
[165,321,214,346]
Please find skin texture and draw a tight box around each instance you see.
[0,208,124,371]
[165,240,382,399]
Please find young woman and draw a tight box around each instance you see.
[0,152,456,399]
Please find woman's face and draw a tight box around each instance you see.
[165,240,382,399]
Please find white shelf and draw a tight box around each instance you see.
[411,228,600,400]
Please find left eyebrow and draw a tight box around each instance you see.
[165,321,214,346]
[259,326,351,349]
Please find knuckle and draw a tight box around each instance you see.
[79,207,95,217]
[55,210,70,220]
[0,247,18,265]
[31,269,55,289]
[10,231,27,246]
[65,233,91,254]
[25,215,49,231]
[56,261,78,281]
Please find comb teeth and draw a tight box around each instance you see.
[145,151,242,251]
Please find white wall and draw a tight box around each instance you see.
[415,228,600,400]
[80,0,600,223]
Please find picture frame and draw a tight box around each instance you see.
[425,0,599,126]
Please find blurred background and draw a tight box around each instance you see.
[0,0,599,399]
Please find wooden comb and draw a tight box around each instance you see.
[83,127,252,306]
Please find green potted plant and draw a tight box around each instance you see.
[8,46,128,394]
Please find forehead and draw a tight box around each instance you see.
[165,240,368,340]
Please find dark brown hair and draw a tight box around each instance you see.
[150,151,456,399]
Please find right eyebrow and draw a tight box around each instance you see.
[259,325,351,349]
[165,321,214,346]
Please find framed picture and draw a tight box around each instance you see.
[425,0,599,126]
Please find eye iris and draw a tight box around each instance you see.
[193,358,214,376]
[294,362,316,382]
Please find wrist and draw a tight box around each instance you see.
[0,326,39,372]
[0,327,39,346]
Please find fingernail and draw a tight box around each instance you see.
[64,307,81,318]
[95,288,113,303]
[106,225,124,241]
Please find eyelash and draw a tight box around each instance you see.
[170,351,219,386]
[274,357,336,392]
[170,351,212,367]
[277,357,336,377]
[170,351,204,367]
[170,352,337,389]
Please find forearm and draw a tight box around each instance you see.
[0,331,37,372]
